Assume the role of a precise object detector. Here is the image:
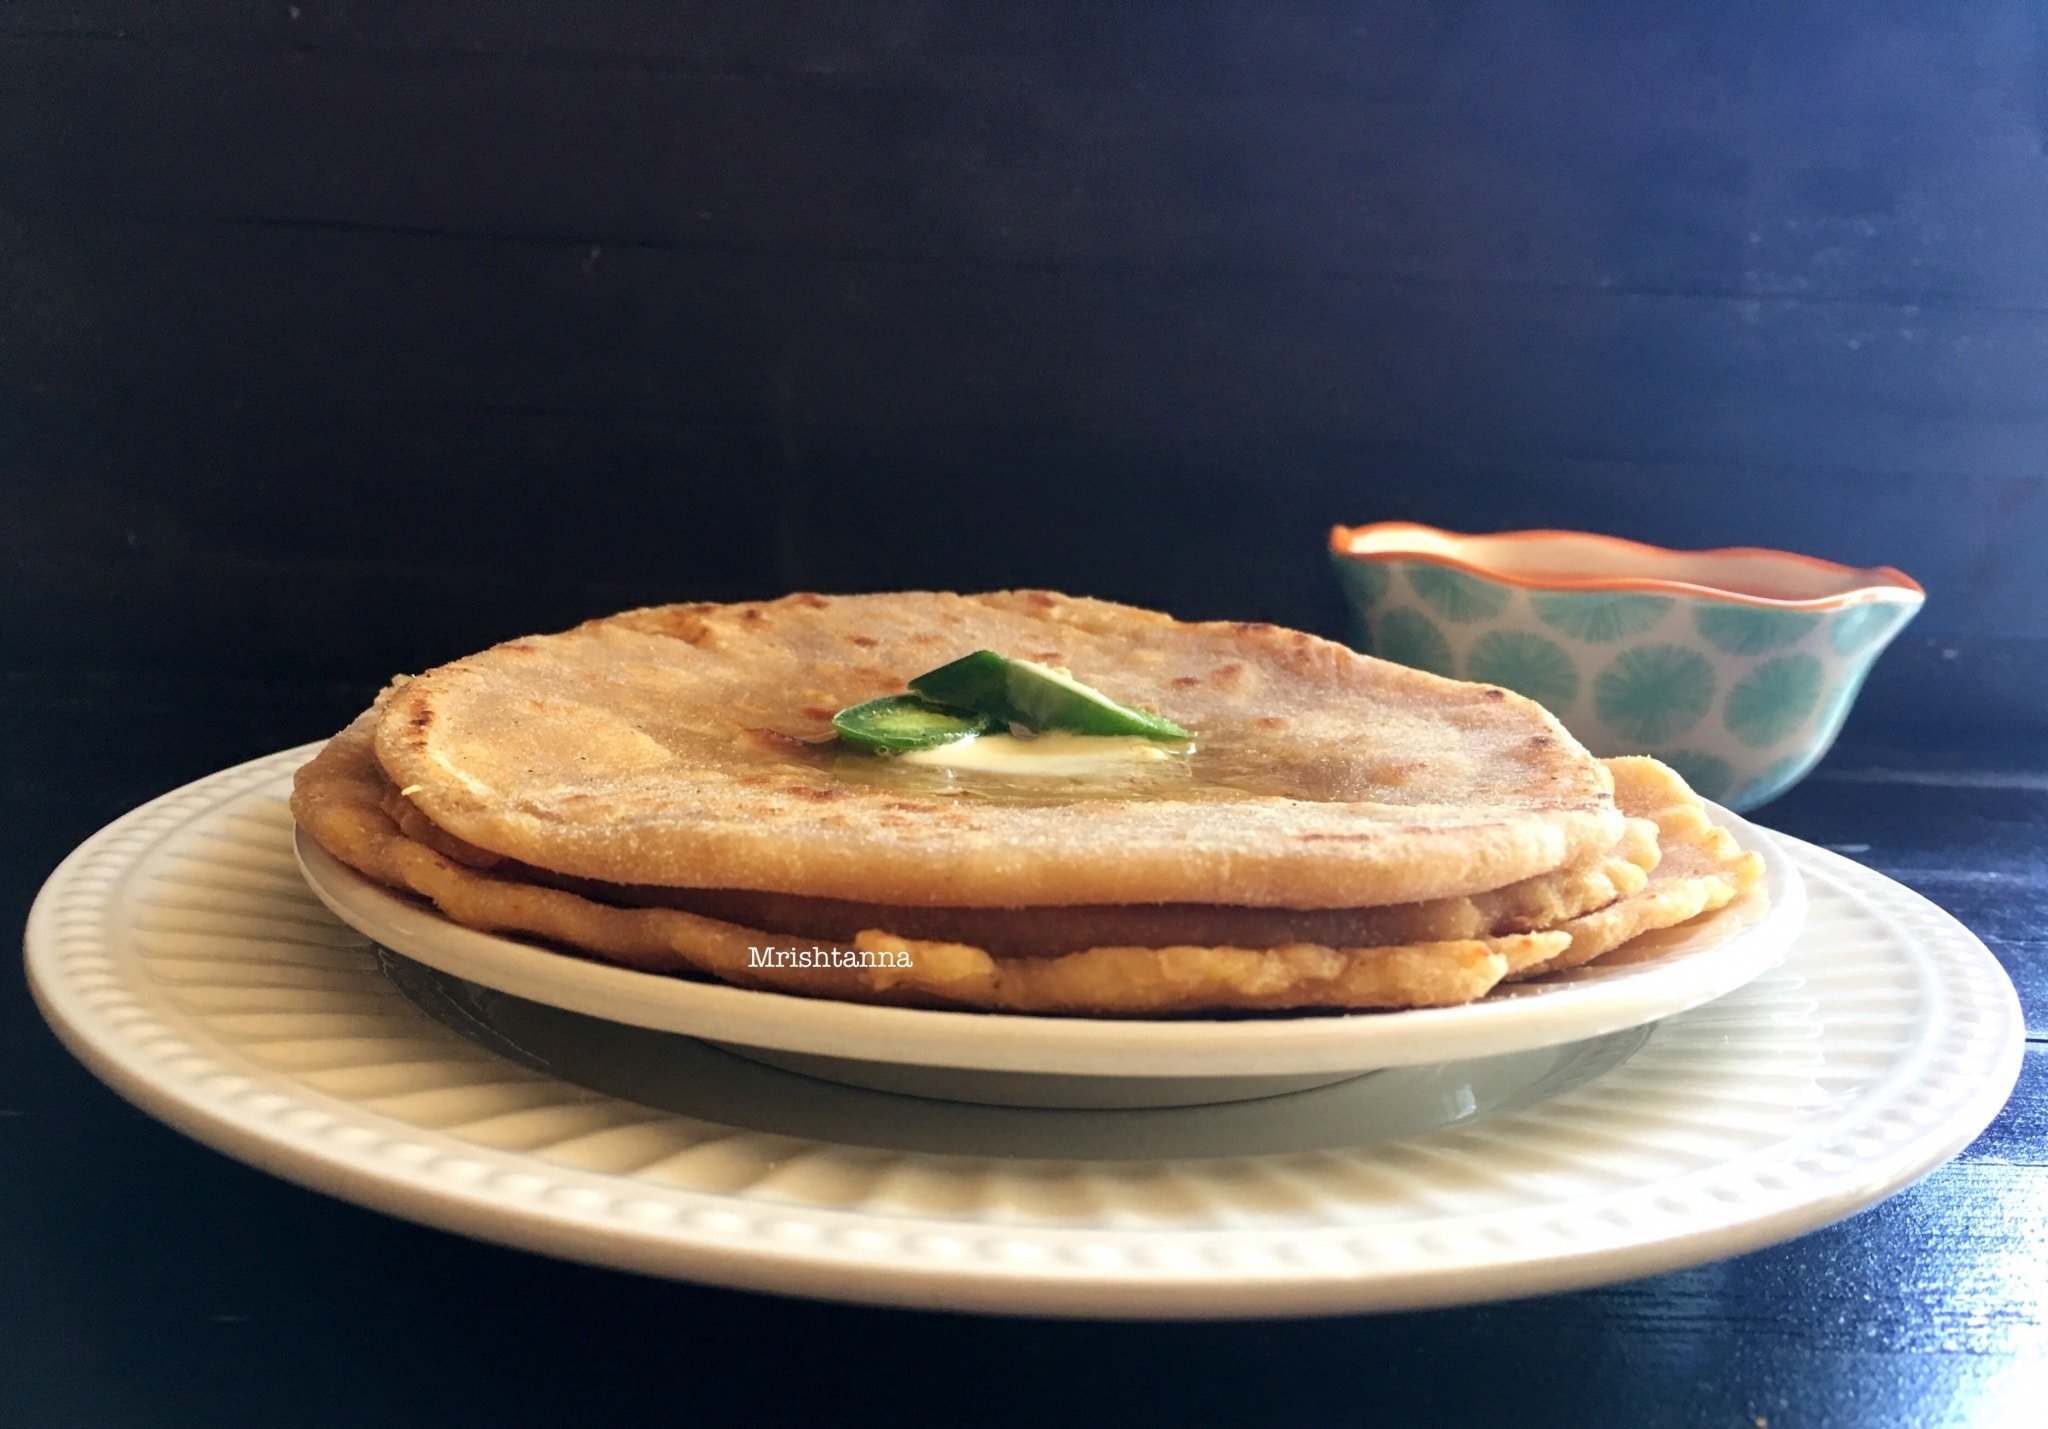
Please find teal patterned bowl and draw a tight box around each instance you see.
[1330,523,1925,810]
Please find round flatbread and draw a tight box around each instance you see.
[293,713,1571,1013]
[378,777,1657,955]
[372,591,1622,908]
[368,726,1656,952]
[1505,756,1764,981]
[293,718,1741,1015]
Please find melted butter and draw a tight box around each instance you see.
[828,730,1225,803]
[896,731,1181,778]
[822,727,1377,806]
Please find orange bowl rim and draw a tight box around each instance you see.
[1329,521,1925,611]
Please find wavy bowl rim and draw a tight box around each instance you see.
[1329,521,1925,612]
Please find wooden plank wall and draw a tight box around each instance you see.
[3,1,2044,735]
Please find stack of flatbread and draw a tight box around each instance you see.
[291,592,1762,1016]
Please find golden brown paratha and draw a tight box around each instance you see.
[372,592,1622,909]
[519,828,1654,958]
[293,712,1575,1012]
[364,713,1658,952]
[292,717,1750,1015]
[1506,757,1765,982]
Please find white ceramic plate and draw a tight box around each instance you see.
[289,764,1805,1105]
[25,749,2023,1317]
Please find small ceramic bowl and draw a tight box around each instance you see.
[1329,522,1925,810]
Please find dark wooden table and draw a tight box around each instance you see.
[5,676,2042,1428]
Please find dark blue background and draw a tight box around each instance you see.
[4,1,2046,736]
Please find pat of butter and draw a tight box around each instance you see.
[897,731,1179,777]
